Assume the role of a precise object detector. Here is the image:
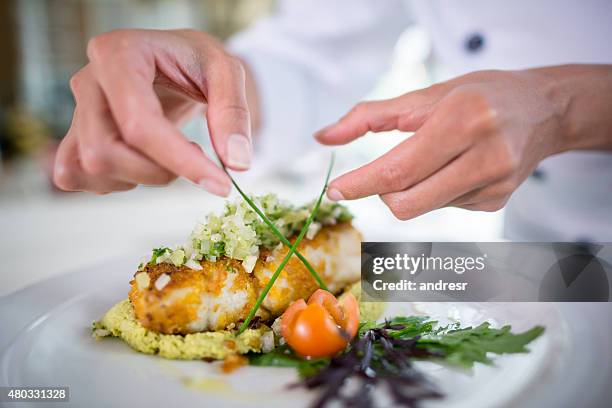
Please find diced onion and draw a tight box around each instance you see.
[142,195,352,271]
[243,255,258,274]
[185,259,203,270]
[154,273,171,291]
[169,249,185,267]
[306,222,321,240]
[135,272,150,291]
[261,331,275,353]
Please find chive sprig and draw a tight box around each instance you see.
[221,159,333,290]
[234,153,335,334]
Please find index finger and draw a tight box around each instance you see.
[314,85,448,146]
[87,31,231,195]
[326,101,474,201]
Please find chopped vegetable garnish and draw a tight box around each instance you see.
[139,155,351,276]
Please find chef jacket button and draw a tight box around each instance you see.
[530,168,546,181]
[465,33,485,52]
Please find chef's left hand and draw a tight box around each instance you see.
[315,70,566,219]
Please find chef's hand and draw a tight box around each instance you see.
[54,29,256,195]
[315,69,569,219]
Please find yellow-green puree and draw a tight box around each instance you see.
[92,299,270,360]
[92,283,385,360]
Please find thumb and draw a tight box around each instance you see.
[205,57,252,171]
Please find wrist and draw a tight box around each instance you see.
[526,67,575,155]
[528,64,612,153]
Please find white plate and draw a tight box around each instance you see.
[1,254,611,408]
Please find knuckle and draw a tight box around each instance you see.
[87,34,110,61]
[496,179,517,197]
[212,54,245,79]
[225,55,245,76]
[493,141,520,177]
[87,29,134,61]
[453,87,500,135]
[378,164,406,192]
[366,102,393,132]
[81,147,111,175]
[149,170,176,186]
[69,70,86,97]
[393,210,411,221]
[475,106,499,134]
[479,199,507,212]
[474,104,499,133]
[119,183,137,192]
[213,103,249,127]
[222,103,249,119]
[352,101,371,116]
[424,82,447,95]
[53,163,79,191]
[381,195,411,221]
[120,118,146,146]
[161,172,177,185]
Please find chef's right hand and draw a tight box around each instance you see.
[54,29,253,196]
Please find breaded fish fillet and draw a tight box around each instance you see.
[129,223,361,334]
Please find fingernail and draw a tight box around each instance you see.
[327,188,345,201]
[226,133,251,170]
[199,178,231,197]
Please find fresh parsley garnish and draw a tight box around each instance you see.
[417,322,545,367]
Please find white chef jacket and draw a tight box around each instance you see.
[229,0,612,241]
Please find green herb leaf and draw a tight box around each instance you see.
[248,346,329,378]
[358,316,438,339]
[417,323,545,367]
[150,247,170,264]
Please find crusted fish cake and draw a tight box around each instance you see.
[129,258,261,334]
[129,223,361,334]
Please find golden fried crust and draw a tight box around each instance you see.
[255,222,360,314]
[129,223,361,334]
[129,258,259,334]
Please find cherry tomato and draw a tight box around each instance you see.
[280,289,359,358]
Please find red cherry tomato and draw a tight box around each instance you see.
[280,289,359,358]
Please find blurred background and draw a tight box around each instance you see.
[0,0,503,297]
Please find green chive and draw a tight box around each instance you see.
[220,162,331,291]
[236,153,335,334]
